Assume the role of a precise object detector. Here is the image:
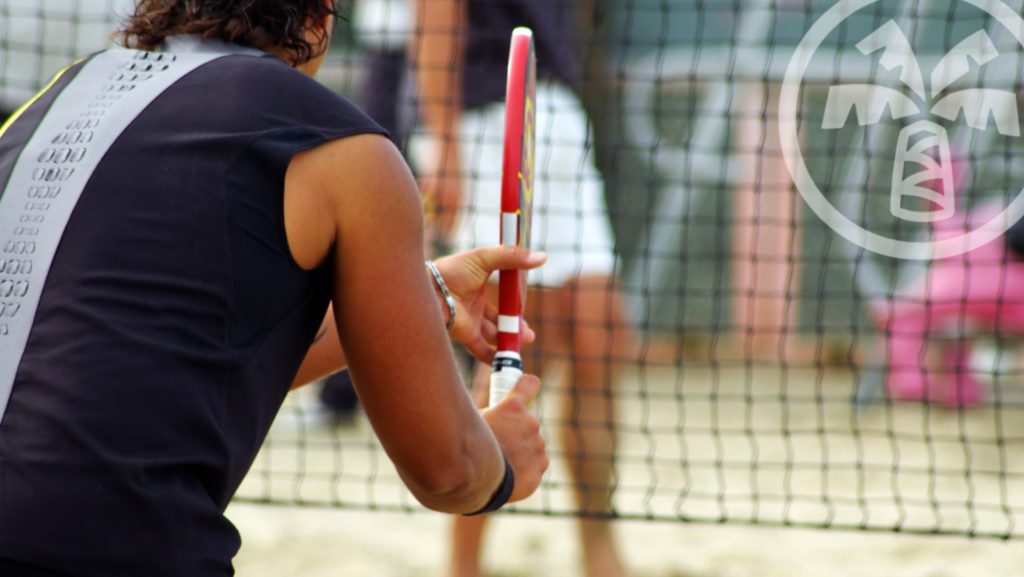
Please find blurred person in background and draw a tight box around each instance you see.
[411,1,633,576]
[0,0,549,575]
[0,0,134,120]
[353,0,416,148]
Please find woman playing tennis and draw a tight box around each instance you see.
[0,1,547,575]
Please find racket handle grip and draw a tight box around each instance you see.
[489,351,523,407]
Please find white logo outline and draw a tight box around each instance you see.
[779,0,1024,260]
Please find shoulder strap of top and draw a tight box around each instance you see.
[0,39,263,426]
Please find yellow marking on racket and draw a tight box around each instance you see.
[520,95,536,208]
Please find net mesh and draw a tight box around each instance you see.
[4,0,1024,539]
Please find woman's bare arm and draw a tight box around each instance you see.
[284,134,546,513]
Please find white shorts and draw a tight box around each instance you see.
[413,82,616,287]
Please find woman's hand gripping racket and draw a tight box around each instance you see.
[489,28,537,407]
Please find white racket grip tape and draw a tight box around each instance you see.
[489,351,523,407]
[501,212,518,246]
[497,314,519,334]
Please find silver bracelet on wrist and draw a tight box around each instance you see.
[425,260,456,331]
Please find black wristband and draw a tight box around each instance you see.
[465,454,515,516]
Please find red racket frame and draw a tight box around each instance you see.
[496,28,536,354]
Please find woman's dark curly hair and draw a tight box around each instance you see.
[120,0,340,65]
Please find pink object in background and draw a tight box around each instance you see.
[881,201,1024,406]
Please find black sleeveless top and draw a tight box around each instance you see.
[0,49,384,576]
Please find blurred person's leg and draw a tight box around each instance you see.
[449,487,489,577]
[449,279,629,577]
[560,275,629,577]
[449,306,551,577]
[732,87,804,361]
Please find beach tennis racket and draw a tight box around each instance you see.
[489,27,536,407]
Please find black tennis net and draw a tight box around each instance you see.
[3,0,1023,539]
